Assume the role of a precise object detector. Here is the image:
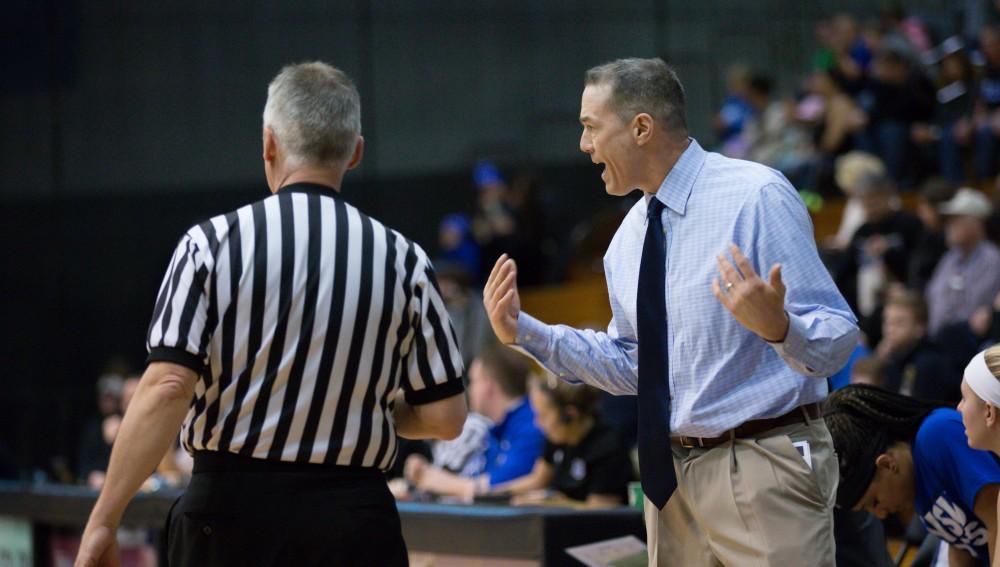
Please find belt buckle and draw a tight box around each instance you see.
[679,436,704,449]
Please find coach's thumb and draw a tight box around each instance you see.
[769,264,785,297]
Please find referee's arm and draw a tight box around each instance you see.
[76,361,197,567]
[78,231,210,567]
[394,259,468,441]
[394,391,466,440]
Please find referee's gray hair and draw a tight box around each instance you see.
[263,61,361,167]
[585,58,687,134]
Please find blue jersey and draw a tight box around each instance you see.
[913,409,1000,565]
[482,397,544,486]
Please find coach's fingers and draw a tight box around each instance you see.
[491,269,517,305]
[492,260,517,301]
[495,288,518,320]
[486,254,507,288]
[716,254,742,286]
[711,277,732,311]
[729,244,759,281]
[768,264,786,298]
[484,254,508,299]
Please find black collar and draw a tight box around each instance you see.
[276,182,341,199]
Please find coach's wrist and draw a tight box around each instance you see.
[760,311,790,343]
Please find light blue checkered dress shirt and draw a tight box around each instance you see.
[516,139,859,437]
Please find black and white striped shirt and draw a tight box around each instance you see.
[146,182,465,470]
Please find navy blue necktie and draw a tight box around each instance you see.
[637,196,676,510]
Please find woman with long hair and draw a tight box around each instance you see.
[826,384,1000,566]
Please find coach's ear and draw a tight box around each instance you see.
[346,136,365,171]
[632,113,655,146]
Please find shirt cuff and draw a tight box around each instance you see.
[512,312,554,360]
[765,311,817,374]
[404,377,466,406]
[147,346,206,374]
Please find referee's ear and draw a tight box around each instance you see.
[346,136,365,171]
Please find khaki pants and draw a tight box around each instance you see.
[644,418,838,567]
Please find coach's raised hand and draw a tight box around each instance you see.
[484,254,520,344]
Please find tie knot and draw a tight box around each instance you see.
[647,197,665,220]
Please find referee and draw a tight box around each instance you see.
[76,62,467,567]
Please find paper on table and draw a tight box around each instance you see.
[565,535,647,567]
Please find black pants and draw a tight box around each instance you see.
[165,452,408,567]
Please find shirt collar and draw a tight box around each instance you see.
[650,138,706,216]
[490,397,530,437]
[277,182,341,199]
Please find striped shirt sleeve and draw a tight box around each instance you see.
[146,227,214,373]
[401,258,466,405]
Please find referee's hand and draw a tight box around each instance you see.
[75,523,119,567]
[484,254,520,344]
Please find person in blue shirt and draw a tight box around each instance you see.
[958,345,1000,567]
[958,346,1000,457]
[485,57,857,566]
[827,384,1000,566]
[494,374,635,509]
[403,344,543,500]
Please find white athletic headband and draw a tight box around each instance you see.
[965,350,1000,408]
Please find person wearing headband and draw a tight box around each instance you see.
[959,345,1000,456]
[826,384,1000,566]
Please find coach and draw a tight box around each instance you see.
[76,62,467,567]
[485,58,858,566]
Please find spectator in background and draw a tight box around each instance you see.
[828,151,888,251]
[506,172,552,286]
[879,4,933,55]
[876,293,958,403]
[926,188,1000,335]
[908,178,957,292]
[805,71,868,195]
[395,411,491,500]
[833,173,923,319]
[77,374,124,489]
[857,44,936,184]
[912,39,976,183]
[438,214,480,283]
[973,25,1000,180]
[494,374,634,509]
[987,177,1000,242]
[713,64,754,155]
[403,345,543,501]
[829,13,872,93]
[850,356,885,387]
[828,342,873,391]
[743,73,814,184]
[434,260,496,369]
[471,160,518,271]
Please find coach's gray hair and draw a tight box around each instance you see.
[262,61,361,167]
[585,58,687,134]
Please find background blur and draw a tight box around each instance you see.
[0,0,979,479]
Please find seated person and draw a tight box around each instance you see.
[494,374,635,509]
[392,412,491,499]
[832,172,922,318]
[849,356,884,387]
[875,292,957,403]
[959,345,1000,564]
[403,345,543,501]
[826,384,1000,566]
[959,345,1000,457]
